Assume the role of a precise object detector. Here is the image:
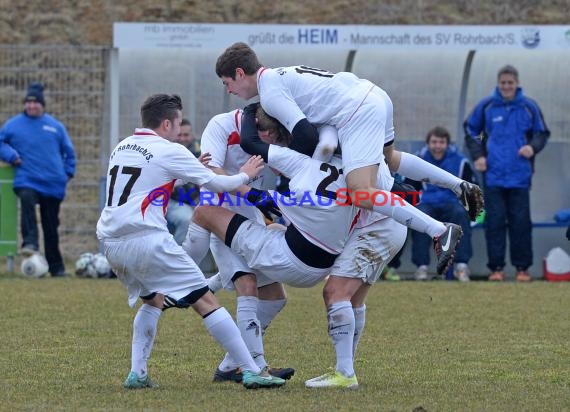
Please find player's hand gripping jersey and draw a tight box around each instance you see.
[97,128,252,239]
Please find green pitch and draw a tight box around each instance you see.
[1,274,568,411]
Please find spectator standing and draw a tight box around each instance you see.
[0,82,76,277]
[465,65,550,282]
[412,126,476,282]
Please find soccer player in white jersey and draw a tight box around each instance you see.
[255,106,409,389]
[181,108,294,383]
[96,94,285,390]
[215,42,485,275]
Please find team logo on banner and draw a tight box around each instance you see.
[521,28,540,48]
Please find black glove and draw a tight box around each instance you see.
[246,189,282,221]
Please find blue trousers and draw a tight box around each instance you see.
[483,186,532,271]
[411,202,472,267]
[14,188,65,275]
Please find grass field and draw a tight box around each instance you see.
[1,273,569,411]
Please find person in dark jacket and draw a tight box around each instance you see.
[0,82,76,276]
[411,126,476,282]
[464,65,550,282]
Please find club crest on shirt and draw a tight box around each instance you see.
[42,125,58,133]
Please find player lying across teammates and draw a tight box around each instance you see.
[96,94,286,390]
[215,42,485,275]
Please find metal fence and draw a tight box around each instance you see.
[0,45,107,262]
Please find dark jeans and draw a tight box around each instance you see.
[15,188,65,274]
[483,186,532,271]
[411,202,472,267]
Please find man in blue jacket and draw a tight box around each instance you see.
[411,126,476,282]
[0,82,76,277]
[464,65,549,282]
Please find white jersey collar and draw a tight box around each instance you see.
[134,127,159,136]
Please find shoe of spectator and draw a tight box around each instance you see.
[383,267,400,281]
[488,271,504,281]
[515,271,532,282]
[433,223,463,275]
[454,263,471,282]
[458,181,485,221]
[414,265,429,281]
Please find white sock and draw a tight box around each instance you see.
[237,296,267,369]
[371,191,446,238]
[397,152,462,194]
[203,307,260,373]
[217,297,286,371]
[182,222,211,265]
[218,352,238,372]
[353,305,366,359]
[131,304,162,377]
[257,298,287,335]
[328,301,355,377]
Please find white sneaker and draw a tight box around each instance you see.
[414,265,429,281]
[454,263,471,282]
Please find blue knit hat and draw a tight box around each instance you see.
[24,82,45,106]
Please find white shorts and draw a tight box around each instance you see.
[101,230,208,307]
[338,86,395,176]
[230,220,330,288]
[330,218,407,284]
[210,204,276,291]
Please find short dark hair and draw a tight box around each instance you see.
[256,105,291,145]
[425,126,451,144]
[140,94,182,129]
[180,118,191,127]
[216,42,262,79]
[497,64,519,81]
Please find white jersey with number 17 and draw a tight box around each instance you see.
[97,128,248,239]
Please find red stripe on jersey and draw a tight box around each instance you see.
[141,180,176,219]
[349,210,362,233]
[227,131,240,146]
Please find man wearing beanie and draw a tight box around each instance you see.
[0,82,76,277]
